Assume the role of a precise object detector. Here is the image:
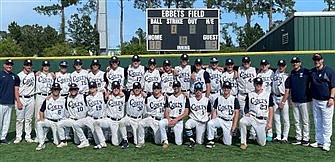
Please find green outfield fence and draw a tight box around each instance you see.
[1,50,335,73]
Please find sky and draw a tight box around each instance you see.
[0,0,327,49]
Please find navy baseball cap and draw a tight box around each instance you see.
[132,55,141,62]
[4,59,14,65]
[112,81,121,89]
[88,82,98,89]
[260,59,269,65]
[180,53,189,60]
[222,81,232,89]
[194,82,203,90]
[74,59,83,65]
[69,83,79,90]
[312,53,323,61]
[163,59,171,66]
[254,77,263,85]
[91,59,100,65]
[194,58,203,65]
[51,83,62,90]
[172,80,181,87]
[42,60,50,66]
[291,56,300,63]
[242,56,251,63]
[59,61,68,67]
[110,56,119,64]
[225,58,234,65]
[210,57,219,63]
[148,58,156,65]
[152,82,161,89]
[23,59,32,66]
[133,82,142,89]
[277,59,286,66]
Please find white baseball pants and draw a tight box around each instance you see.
[312,99,334,147]
[15,97,34,140]
[119,116,141,144]
[292,102,310,141]
[240,116,267,146]
[35,94,47,122]
[207,118,233,145]
[138,117,161,144]
[73,117,98,144]
[273,96,290,140]
[185,118,207,144]
[159,118,184,145]
[94,118,121,146]
[237,93,247,116]
[36,119,59,145]
[0,104,13,140]
[57,118,80,144]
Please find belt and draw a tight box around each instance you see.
[107,116,121,121]
[218,116,233,121]
[47,118,61,122]
[251,114,267,120]
[275,94,284,97]
[61,94,68,97]
[128,114,141,119]
[151,116,162,120]
[210,91,220,94]
[19,95,34,98]
[70,117,78,121]
[37,93,51,96]
[94,117,104,120]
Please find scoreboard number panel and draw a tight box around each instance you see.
[146,8,220,51]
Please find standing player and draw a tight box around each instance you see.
[94,81,125,148]
[185,82,211,147]
[221,58,238,96]
[35,61,54,123]
[105,56,125,92]
[206,57,222,105]
[272,60,290,142]
[281,56,311,146]
[161,59,175,96]
[71,59,89,94]
[190,58,211,97]
[236,56,257,116]
[137,82,165,147]
[159,80,190,148]
[14,59,35,143]
[35,83,65,151]
[206,81,240,147]
[174,53,192,97]
[54,61,71,98]
[309,53,335,151]
[143,58,161,95]
[88,59,106,92]
[119,82,145,148]
[125,55,145,91]
[239,77,274,150]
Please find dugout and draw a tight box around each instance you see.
[247,12,335,52]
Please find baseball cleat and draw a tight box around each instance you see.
[121,140,129,149]
[301,140,310,146]
[77,140,90,148]
[57,142,68,148]
[25,138,34,143]
[322,145,331,151]
[100,142,107,148]
[162,140,169,149]
[135,143,145,148]
[291,140,302,145]
[206,141,215,148]
[310,142,323,148]
[14,138,22,144]
[240,143,248,150]
[188,138,195,148]
[0,139,10,145]
[36,144,45,151]
[281,138,288,144]
[94,144,103,149]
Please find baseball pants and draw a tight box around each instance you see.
[15,97,34,140]
[119,116,141,145]
[240,116,267,146]
[185,118,207,144]
[273,96,290,140]
[207,118,233,145]
[312,99,334,147]
[35,94,47,122]
[292,102,310,141]
[138,117,161,144]
[36,119,59,145]
[159,118,184,145]
[0,104,13,140]
[73,117,98,144]
[57,119,80,144]
[237,93,247,116]
[94,118,121,146]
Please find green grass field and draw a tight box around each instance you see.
[0,109,334,162]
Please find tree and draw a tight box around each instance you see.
[235,23,265,49]
[220,23,233,47]
[134,28,146,46]
[162,0,195,8]
[324,0,335,11]
[0,31,7,40]
[0,38,23,56]
[134,0,161,11]
[43,42,89,56]
[34,0,79,41]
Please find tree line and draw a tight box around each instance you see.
[0,0,334,56]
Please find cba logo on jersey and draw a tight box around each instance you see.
[107,100,124,107]
[23,77,35,86]
[56,77,71,84]
[87,100,103,107]
[217,104,233,112]
[191,104,206,111]
[128,70,143,77]
[47,103,64,111]
[168,101,182,110]
[240,71,255,79]
[38,76,53,83]
[145,75,160,82]
[129,99,143,110]
[149,102,164,110]
[250,98,268,105]
[72,76,86,82]
[68,101,84,108]
[107,73,122,81]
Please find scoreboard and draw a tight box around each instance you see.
[146,8,220,51]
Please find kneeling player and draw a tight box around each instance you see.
[206,81,240,148]
[137,82,165,148]
[239,77,274,150]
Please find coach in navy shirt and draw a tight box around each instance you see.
[281,56,311,146]
[309,53,335,151]
[0,59,22,144]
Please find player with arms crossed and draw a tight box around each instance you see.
[159,80,190,148]
[206,81,240,148]
[239,77,274,150]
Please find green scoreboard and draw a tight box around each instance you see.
[146,8,220,51]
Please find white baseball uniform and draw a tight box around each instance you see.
[185,96,211,144]
[88,70,106,92]
[206,67,222,105]
[236,66,256,116]
[207,95,240,145]
[143,69,161,93]
[161,72,175,94]
[105,66,125,92]
[175,65,191,92]
[138,94,165,144]
[126,65,145,90]
[257,69,274,94]
[221,71,238,96]
[119,93,145,144]
[159,94,190,145]
[71,69,89,94]
[272,69,289,140]
[95,93,125,146]
[54,71,71,97]
[190,69,208,94]
[35,72,54,122]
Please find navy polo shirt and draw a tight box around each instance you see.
[0,70,20,105]
[285,68,312,103]
[310,65,335,101]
